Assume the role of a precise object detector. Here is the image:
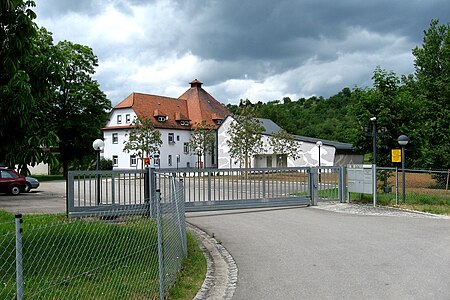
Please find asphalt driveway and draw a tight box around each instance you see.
[187,207,450,299]
[0,180,66,214]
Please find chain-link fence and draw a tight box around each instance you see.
[1,176,186,300]
[373,168,450,205]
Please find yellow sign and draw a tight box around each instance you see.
[392,149,401,163]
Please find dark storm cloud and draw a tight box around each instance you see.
[180,0,449,61]
[33,0,450,104]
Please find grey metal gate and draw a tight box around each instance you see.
[67,167,346,216]
[156,167,312,212]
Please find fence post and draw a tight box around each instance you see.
[208,171,212,202]
[155,190,165,300]
[262,170,266,199]
[15,214,23,300]
[146,168,156,218]
[172,177,187,256]
[310,167,318,206]
[339,166,346,203]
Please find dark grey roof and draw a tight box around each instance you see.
[257,118,353,151]
[257,118,283,135]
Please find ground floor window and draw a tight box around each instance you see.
[168,155,172,166]
[130,155,137,167]
[277,155,287,167]
[112,155,118,167]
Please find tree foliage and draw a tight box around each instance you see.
[49,40,111,175]
[412,19,450,169]
[1,2,111,175]
[189,120,216,168]
[0,0,39,168]
[123,116,162,167]
[269,129,300,161]
[226,115,265,168]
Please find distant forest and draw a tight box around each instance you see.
[226,87,355,144]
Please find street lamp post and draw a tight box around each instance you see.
[370,117,377,207]
[398,135,409,203]
[316,141,322,183]
[92,139,105,205]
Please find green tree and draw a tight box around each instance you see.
[189,120,216,169]
[269,129,300,162]
[123,116,162,168]
[348,67,424,167]
[50,41,111,175]
[0,3,60,173]
[412,19,450,169]
[0,0,37,166]
[226,115,265,168]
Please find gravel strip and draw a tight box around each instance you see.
[188,223,237,300]
[313,201,450,219]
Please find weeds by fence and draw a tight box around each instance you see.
[0,179,186,300]
[349,168,450,215]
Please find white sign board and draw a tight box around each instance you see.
[347,164,373,194]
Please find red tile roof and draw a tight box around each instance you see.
[109,80,230,130]
[178,79,230,127]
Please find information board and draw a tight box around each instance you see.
[347,164,373,194]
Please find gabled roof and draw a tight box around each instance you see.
[255,117,353,152]
[115,93,191,130]
[110,80,230,130]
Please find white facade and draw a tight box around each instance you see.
[103,108,214,169]
[104,110,343,170]
[217,116,336,169]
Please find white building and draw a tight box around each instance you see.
[102,80,361,169]
[217,116,360,168]
[102,80,229,169]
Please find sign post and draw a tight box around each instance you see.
[392,149,401,204]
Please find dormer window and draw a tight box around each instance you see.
[158,116,167,122]
[180,120,189,126]
[215,119,223,125]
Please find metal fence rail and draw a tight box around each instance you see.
[1,174,186,300]
[68,170,147,217]
[317,166,346,202]
[377,167,450,203]
[157,167,313,211]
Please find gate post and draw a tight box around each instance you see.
[145,167,156,217]
[339,166,346,203]
[309,167,319,206]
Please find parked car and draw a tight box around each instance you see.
[24,176,40,192]
[0,168,26,195]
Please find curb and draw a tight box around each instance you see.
[187,223,238,300]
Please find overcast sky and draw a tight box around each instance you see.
[34,0,449,106]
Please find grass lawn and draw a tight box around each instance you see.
[31,174,65,181]
[350,192,450,215]
[0,210,206,299]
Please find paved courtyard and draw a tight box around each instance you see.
[187,206,450,299]
[0,181,66,214]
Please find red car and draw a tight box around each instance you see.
[0,168,26,195]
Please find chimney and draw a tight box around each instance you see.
[190,79,203,88]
